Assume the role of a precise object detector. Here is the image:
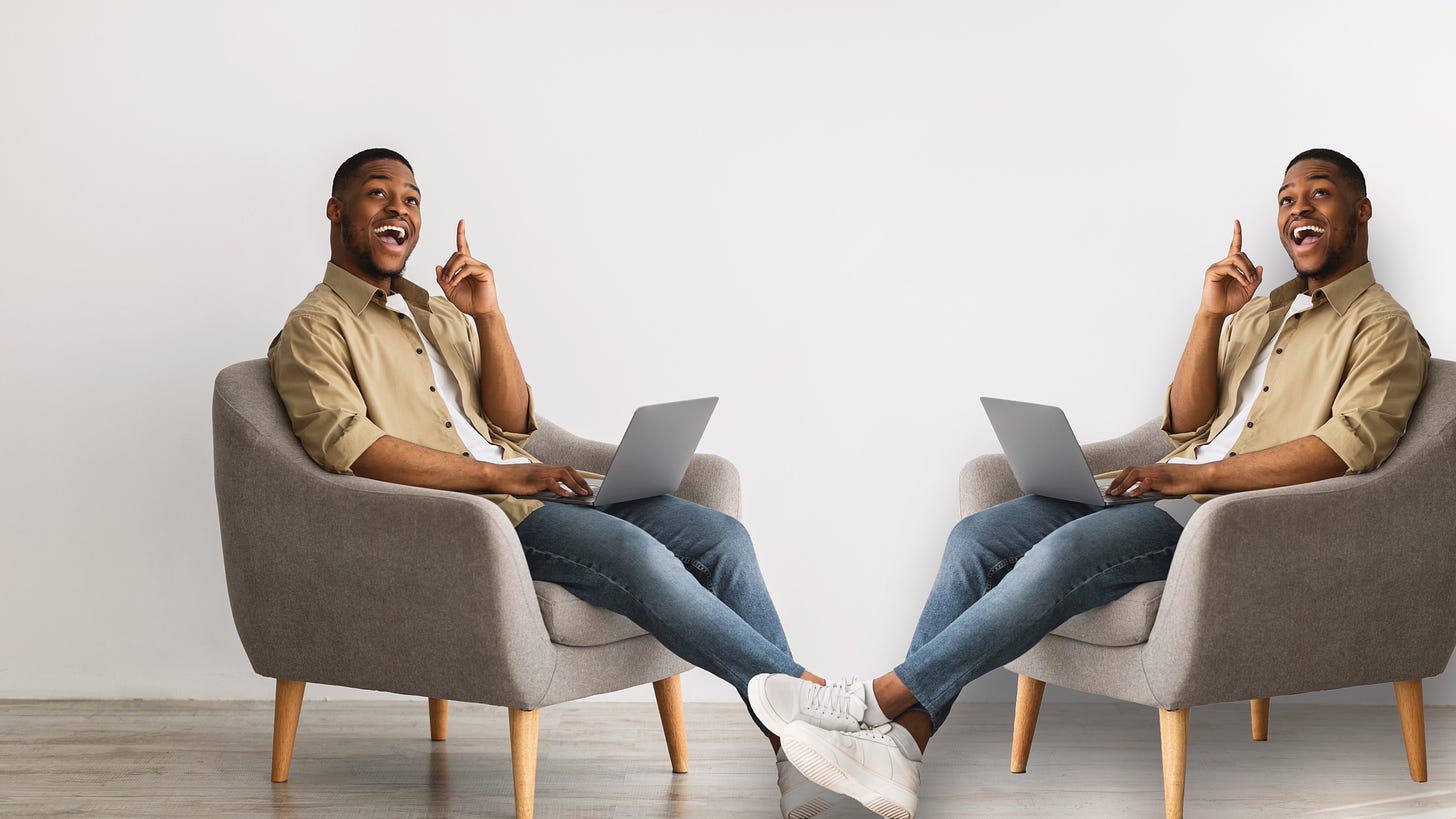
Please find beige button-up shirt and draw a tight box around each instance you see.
[269,263,546,525]
[1155,263,1429,501]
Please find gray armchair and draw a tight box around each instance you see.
[212,359,740,819]
[961,358,1456,819]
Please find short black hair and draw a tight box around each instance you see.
[332,148,414,198]
[1286,148,1366,198]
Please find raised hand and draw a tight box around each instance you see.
[437,219,501,318]
[1201,220,1263,318]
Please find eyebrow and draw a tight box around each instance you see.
[1278,172,1334,193]
[365,173,422,194]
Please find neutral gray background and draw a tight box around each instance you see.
[3,1,1453,707]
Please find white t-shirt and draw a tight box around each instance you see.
[1170,292,1316,466]
[385,293,532,465]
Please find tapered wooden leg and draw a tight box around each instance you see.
[271,679,306,783]
[1010,675,1046,773]
[652,675,689,773]
[1394,679,1427,783]
[1159,708,1190,819]
[429,698,448,741]
[509,708,540,819]
[1250,698,1270,741]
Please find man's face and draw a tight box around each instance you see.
[1276,159,1368,281]
[330,159,422,280]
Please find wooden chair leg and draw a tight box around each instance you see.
[652,675,689,773]
[1159,707,1190,819]
[1010,675,1046,773]
[1394,679,1427,783]
[1250,698,1270,741]
[429,698,448,741]
[271,679,306,783]
[509,708,540,819]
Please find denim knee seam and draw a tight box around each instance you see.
[910,544,1177,718]
[519,544,800,684]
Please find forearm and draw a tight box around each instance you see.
[350,435,502,492]
[474,312,530,433]
[1167,312,1225,434]
[1200,435,1348,492]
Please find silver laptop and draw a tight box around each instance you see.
[980,397,1167,506]
[522,397,719,507]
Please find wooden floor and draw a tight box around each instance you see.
[2,699,1451,817]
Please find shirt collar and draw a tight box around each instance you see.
[322,262,432,316]
[1266,261,1376,317]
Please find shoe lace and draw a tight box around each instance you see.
[803,677,865,719]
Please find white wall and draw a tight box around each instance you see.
[3,1,1453,707]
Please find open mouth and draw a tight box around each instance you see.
[1289,223,1326,249]
[373,224,409,248]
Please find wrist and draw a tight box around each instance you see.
[477,460,504,491]
[471,309,506,323]
[1194,308,1228,324]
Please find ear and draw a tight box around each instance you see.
[326,196,342,224]
[1356,196,1372,225]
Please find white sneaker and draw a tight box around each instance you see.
[781,722,921,819]
[778,756,842,818]
[748,673,867,736]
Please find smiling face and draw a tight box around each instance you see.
[1277,159,1370,284]
[327,159,422,284]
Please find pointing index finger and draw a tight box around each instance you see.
[457,219,470,256]
[1228,219,1242,256]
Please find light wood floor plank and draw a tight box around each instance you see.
[1,700,1451,817]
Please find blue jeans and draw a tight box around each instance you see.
[894,495,1186,731]
[514,495,804,708]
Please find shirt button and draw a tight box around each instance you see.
[1229,451,1237,456]
[1275,348,1283,354]
[1247,421,1254,428]
[429,386,436,392]
[445,421,453,428]
[462,452,470,457]
[416,348,424,355]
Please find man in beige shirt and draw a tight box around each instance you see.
[748,149,1430,818]
[270,148,846,818]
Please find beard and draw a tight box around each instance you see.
[340,212,408,280]
[1296,211,1359,283]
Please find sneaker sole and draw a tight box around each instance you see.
[784,794,835,819]
[747,674,793,736]
[781,726,916,819]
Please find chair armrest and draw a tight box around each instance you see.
[218,461,558,707]
[1081,418,1174,475]
[529,415,742,518]
[1142,454,1456,708]
[959,418,1173,517]
[529,415,616,474]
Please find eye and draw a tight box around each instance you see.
[1313,188,1329,197]
[1279,196,1294,206]
[405,196,419,206]
[369,188,385,198]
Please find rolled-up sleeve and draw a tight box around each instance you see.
[1312,313,1430,474]
[268,312,386,474]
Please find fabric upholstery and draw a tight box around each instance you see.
[213,359,717,710]
[976,361,1456,710]
[535,581,646,647]
[1050,581,1164,647]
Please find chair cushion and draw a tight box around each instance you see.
[1050,581,1164,647]
[534,582,648,647]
